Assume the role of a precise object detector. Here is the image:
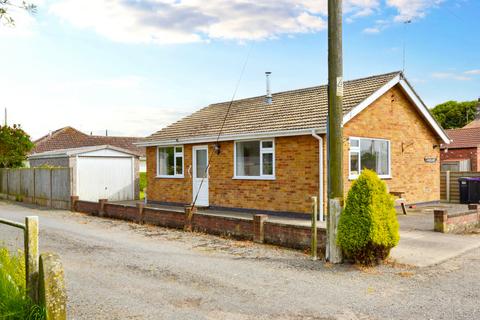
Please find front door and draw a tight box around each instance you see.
[192,146,209,206]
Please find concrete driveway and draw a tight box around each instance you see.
[390,204,480,267]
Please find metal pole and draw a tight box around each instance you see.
[311,196,318,261]
[326,0,343,263]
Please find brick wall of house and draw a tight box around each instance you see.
[342,86,441,204]
[146,85,442,214]
[147,135,320,214]
[440,147,479,171]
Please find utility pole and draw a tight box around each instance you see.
[326,0,343,263]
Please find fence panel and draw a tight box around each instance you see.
[8,169,21,196]
[0,168,71,209]
[441,171,480,203]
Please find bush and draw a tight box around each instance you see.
[337,169,399,265]
[0,247,45,319]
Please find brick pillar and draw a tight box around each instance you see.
[70,196,79,212]
[184,205,196,231]
[136,202,145,224]
[434,209,448,233]
[98,199,108,217]
[253,214,268,243]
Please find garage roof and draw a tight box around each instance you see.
[28,145,141,159]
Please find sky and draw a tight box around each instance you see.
[0,0,479,139]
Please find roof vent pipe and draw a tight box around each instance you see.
[265,71,272,104]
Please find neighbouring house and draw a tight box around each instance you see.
[30,126,147,172]
[138,71,450,218]
[440,99,480,172]
[29,145,140,202]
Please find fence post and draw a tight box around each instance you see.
[49,169,53,208]
[326,198,343,263]
[39,252,67,320]
[446,170,450,203]
[136,202,145,224]
[25,216,39,303]
[311,196,318,261]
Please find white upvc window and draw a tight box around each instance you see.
[349,137,391,179]
[234,139,275,180]
[157,145,184,178]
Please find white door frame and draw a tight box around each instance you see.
[192,145,209,206]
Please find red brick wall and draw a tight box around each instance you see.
[147,135,319,214]
[440,147,478,171]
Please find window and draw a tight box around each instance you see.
[157,146,184,177]
[349,137,390,179]
[235,140,274,179]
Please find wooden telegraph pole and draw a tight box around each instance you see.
[326,0,343,263]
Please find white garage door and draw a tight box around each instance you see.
[77,156,134,202]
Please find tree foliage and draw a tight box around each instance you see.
[0,0,36,25]
[0,124,34,168]
[431,100,478,129]
[337,169,399,265]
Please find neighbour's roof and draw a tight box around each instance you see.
[28,145,141,159]
[442,127,480,149]
[32,126,146,157]
[143,72,402,144]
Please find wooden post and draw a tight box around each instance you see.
[25,216,39,303]
[446,170,451,203]
[39,253,67,320]
[311,196,318,261]
[327,198,342,263]
[326,0,344,263]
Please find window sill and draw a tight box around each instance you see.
[156,175,184,179]
[232,176,276,181]
[349,175,392,181]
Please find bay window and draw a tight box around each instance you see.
[157,146,184,177]
[235,140,275,179]
[349,137,390,179]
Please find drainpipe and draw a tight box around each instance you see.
[311,130,324,221]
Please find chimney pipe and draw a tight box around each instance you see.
[265,72,272,104]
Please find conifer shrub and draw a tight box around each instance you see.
[337,169,400,265]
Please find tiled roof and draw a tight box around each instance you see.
[442,127,480,149]
[145,71,401,143]
[32,127,146,157]
[463,119,480,129]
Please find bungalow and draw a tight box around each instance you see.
[138,71,450,218]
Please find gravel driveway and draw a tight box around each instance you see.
[0,200,479,320]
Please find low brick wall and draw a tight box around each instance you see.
[434,204,480,233]
[70,196,326,253]
[192,214,254,240]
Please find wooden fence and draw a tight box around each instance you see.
[0,168,72,209]
[441,171,480,203]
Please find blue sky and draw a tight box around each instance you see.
[1,0,479,139]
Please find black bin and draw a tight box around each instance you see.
[458,177,480,204]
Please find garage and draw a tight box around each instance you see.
[29,145,140,202]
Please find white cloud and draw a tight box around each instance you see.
[363,27,380,34]
[387,0,443,22]
[431,72,472,81]
[465,69,480,75]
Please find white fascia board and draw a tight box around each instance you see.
[397,79,451,144]
[342,74,401,126]
[136,128,326,147]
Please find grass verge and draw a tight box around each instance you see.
[0,247,45,320]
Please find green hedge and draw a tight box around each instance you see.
[337,169,399,265]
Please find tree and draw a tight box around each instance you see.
[0,0,36,25]
[0,124,34,168]
[431,100,478,129]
